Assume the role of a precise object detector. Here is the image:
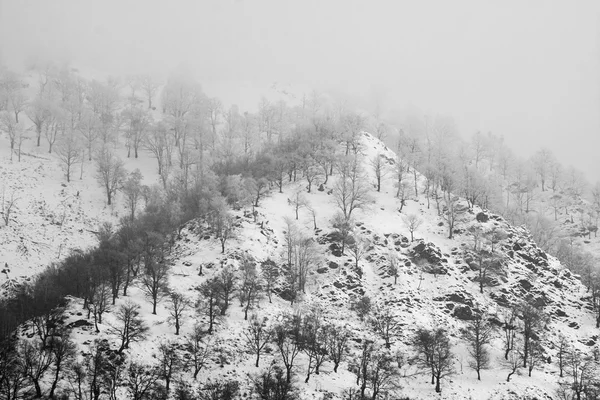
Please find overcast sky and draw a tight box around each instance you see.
[1,0,599,182]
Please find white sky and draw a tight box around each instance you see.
[1,0,599,182]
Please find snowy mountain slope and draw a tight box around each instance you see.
[0,132,160,296]
[36,132,598,400]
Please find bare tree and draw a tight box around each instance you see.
[141,260,170,315]
[563,348,597,400]
[331,212,354,255]
[403,213,422,242]
[157,340,182,394]
[1,188,18,226]
[290,190,308,220]
[463,315,494,380]
[197,278,223,334]
[388,251,400,284]
[301,311,329,383]
[261,259,278,304]
[27,97,52,147]
[90,283,110,333]
[501,307,519,360]
[56,129,82,182]
[371,153,387,192]
[216,266,237,316]
[326,323,350,373]
[95,146,126,205]
[520,301,548,368]
[138,75,160,109]
[186,323,212,379]
[367,348,400,400]
[556,334,570,378]
[333,156,372,220]
[78,108,100,161]
[20,339,54,398]
[127,361,161,400]
[243,314,272,367]
[273,312,303,383]
[349,235,371,269]
[121,169,144,221]
[413,328,455,393]
[48,329,77,398]
[239,257,263,320]
[109,301,149,353]
[215,210,236,254]
[167,291,191,335]
[0,110,19,153]
[502,347,523,382]
[371,304,399,349]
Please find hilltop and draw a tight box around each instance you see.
[3,132,596,399]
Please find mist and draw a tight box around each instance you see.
[1,0,599,182]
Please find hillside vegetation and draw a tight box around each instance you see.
[1,64,600,399]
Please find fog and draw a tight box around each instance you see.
[1,0,599,182]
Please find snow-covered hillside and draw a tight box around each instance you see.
[27,132,597,400]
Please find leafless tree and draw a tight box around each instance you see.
[371,304,399,349]
[215,210,236,254]
[261,259,278,303]
[78,108,100,161]
[20,339,54,398]
[56,129,82,182]
[121,169,144,221]
[403,213,422,242]
[301,311,329,383]
[501,307,519,360]
[0,110,19,153]
[90,283,110,333]
[520,301,548,368]
[157,340,182,394]
[168,291,191,335]
[138,75,160,109]
[186,323,213,379]
[216,265,237,315]
[349,235,370,269]
[367,348,401,400]
[197,277,223,334]
[331,212,354,255]
[290,190,308,220]
[127,361,161,400]
[463,315,494,380]
[371,153,387,192]
[109,301,149,353]
[141,260,170,315]
[333,156,372,220]
[502,347,523,382]
[95,146,126,205]
[243,314,272,367]
[413,328,455,393]
[556,334,570,378]
[388,251,400,284]
[273,312,303,384]
[1,188,18,226]
[48,329,77,398]
[326,323,350,373]
[239,257,263,320]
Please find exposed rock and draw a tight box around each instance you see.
[453,305,475,320]
[476,212,489,222]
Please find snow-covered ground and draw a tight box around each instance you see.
[5,130,597,399]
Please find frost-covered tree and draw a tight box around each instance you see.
[95,146,126,205]
[56,129,82,182]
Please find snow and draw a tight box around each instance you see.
[5,129,598,399]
